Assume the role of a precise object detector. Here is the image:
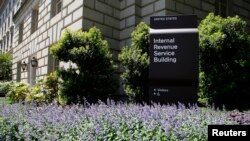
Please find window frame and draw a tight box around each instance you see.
[55,0,62,14]
[51,0,62,18]
[18,21,24,44]
[31,8,39,34]
[215,0,232,17]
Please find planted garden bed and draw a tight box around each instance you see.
[0,102,238,140]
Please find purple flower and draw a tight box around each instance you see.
[0,102,237,140]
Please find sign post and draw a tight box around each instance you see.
[149,15,199,104]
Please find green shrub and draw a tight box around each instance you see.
[0,81,14,97]
[6,82,29,103]
[1,72,59,104]
[0,53,12,81]
[26,85,46,104]
[198,13,250,108]
[44,71,59,98]
[27,71,59,103]
[50,27,118,104]
[119,22,149,102]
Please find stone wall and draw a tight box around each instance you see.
[232,0,250,31]
[10,0,250,92]
[0,0,16,53]
[12,0,84,83]
[122,0,250,31]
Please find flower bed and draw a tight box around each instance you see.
[0,102,235,140]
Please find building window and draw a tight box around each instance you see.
[3,37,5,52]
[215,0,229,17]
[51,0,62,17]
[9,2,11,10]
[10,27,14,48]
[20,0,27,5]
[6,33,9,51]
[8,17,10,27]
[56,0,62,14]
[31,8,39,34]
[17,1,20,7]
[18,22,24,44]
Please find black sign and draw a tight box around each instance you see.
[149,33,198,81]
[149,85,198,104]
[149,15,199,104]
[150,15,197,29]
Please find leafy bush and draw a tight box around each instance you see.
[44,71,59,99]
[0,53,12,81]
[119,22,149,102]
[27,71,59,103]
[6,82,29,103]
[0,102,235,140]
[199,13,250,108]
[26,83,46,103]
[50,28,117,104]
[0,81,14,97]
[0,72,58,104]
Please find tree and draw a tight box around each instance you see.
[198,13,250,108]
[119,22,150,102]
[0,53,12,81]
[50,27,117,104]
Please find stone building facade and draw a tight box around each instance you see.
[0,0,250,92]
[0,0,18,54]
